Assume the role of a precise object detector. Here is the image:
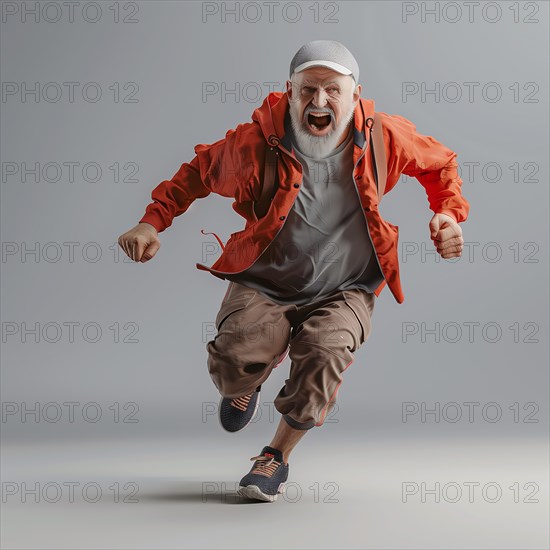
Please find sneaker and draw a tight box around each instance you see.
[218,347,289,433]
[237,445,289,502]
[219,385,261,433]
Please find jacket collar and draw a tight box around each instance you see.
[251,91,375,153]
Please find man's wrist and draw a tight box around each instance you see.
[139,221,159,234]
[436,210,458,223]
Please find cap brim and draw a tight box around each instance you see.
[293,60,352,76]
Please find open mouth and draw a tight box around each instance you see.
[307,112,332,131]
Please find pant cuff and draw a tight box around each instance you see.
[283,414,315,430]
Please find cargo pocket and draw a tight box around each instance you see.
[341,289,375,346]
[215,282,256,331]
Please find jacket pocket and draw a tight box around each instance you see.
[229,228,248,241]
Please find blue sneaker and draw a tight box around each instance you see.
[237,446,289,502]
[219,385,261,433]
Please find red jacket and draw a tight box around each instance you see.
[139,91,470,304]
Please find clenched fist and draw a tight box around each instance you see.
[118,222,160,263]
[429,213,464,259]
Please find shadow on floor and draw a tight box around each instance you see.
[137,480,269,505]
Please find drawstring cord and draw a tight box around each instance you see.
[200,229,225,251]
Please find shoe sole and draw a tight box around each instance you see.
[237,482,285,502]
[218,391,261,433]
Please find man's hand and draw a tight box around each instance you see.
[118,222,160,262]
[429,213,464,259]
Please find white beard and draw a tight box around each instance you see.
[289,100,356,160]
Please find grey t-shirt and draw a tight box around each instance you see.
[225,124,385,305]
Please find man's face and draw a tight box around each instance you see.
[286,66,361,158]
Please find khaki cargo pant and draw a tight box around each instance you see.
[206,280,376,429]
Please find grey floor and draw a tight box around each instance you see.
[2,432,548,549]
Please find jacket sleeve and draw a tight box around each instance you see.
[139,128,243,233]
[381,113,470,223]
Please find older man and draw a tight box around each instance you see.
[118,40,470,502]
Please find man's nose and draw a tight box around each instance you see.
[312,88,329,109]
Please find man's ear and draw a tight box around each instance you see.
[353,83,362,102]
[286,80,293,98]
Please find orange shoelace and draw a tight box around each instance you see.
[249,454,281,477]
[230,391,255,412]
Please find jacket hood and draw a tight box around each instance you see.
[251,91,376,149]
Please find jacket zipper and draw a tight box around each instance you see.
[350,136,386,287]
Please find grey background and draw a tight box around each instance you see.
[1,1,548,548]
